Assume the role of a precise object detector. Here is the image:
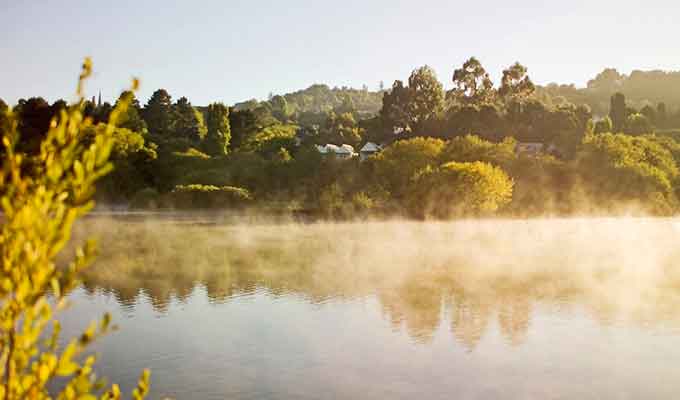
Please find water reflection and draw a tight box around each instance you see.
[74,217,680,348]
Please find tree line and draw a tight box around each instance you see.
[3,57,680,218]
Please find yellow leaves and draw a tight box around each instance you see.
[1,196,14,215]
[0,59,149,399]
[38,363,50,383]
[132,370,151,400]
[56,360,79,378]
[74,160,85,183]
[51,278,62,298]
[56,342,80,377]
[79,321,97,346]
[103,384,121,400]
[46,320,61,351]
[77,57,93,98]
[2,277,14,292]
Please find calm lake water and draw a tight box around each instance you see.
[59,217,680,399]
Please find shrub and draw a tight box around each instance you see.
[172,147,211,159]
[440,134,517,167]
[408,161,514,218]
[166,184,253,209]
[579,132,678,213]
[0,59,149,399]
[371,137,445,200]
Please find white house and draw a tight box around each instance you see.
[359,142,382,161]
[315,144,357,160]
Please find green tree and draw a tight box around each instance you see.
[16,97,52,155]
[241,123,298,157]
[270,95,292,122]
[228,106,278,150]
[93,102,113,124]
[609,92,627,132]
[115,90,147,134]
[441,135,517,167]
[143,89,173,136]
[406,65,444,133]
[321,111,363,147]
[204,102,231,156]
[333,94,356,116]
[85,124,158,201]
[640,105,657,125]
[172,96,207,143]
[0,59,149,399]
[380,80,412,133]
[449,57,495,106]
[498,62,535,100]
[379,66,444,135]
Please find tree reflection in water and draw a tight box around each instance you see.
[75,217,680,350]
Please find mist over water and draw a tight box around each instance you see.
[60,217,680,399]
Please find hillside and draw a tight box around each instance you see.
[234,84,384,119]
[538,68,680,116]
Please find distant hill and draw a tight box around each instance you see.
[231,69,680,121]
[234,84,384,119]
[538,68,680,116]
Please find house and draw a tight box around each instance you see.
[315,144,357,160]
[359,142,382,161]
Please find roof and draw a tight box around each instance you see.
[360,142,381,152]
[339,144,355,154]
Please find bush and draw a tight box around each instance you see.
[0,59,149,399]
[440,134,517,167]
[172,147,211,159]
[408,161,514,219]
[579,132,678,213]
[372,137,445,200]
[165,184,253,209]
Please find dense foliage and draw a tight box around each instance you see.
[408,161,514,218]
[5,59,680,218]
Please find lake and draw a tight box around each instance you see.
[59,217,680,399]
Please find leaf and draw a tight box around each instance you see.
[56,361,79,377]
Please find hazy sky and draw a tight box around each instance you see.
[1,0,678,105]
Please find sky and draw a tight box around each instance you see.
[1,0,678,106]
